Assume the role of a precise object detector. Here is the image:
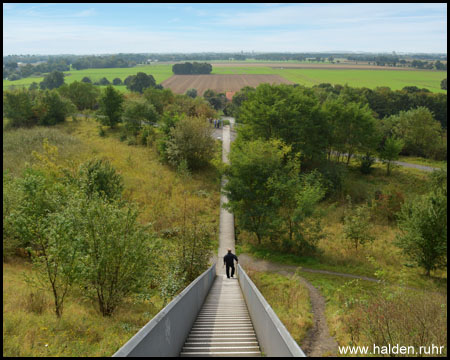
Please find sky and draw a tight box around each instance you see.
[3,3,447,55]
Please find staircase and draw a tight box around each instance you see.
[180,275,261,357]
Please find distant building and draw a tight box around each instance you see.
[225,91,236,101]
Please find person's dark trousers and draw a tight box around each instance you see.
[226,264,235,278]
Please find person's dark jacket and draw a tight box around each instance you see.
[224,252,238,266]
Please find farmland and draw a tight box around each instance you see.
[161,74,293,95]
[3,62,447,94]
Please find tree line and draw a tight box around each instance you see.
[3,58,70,81]
[172,62,212,75]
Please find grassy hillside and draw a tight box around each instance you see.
[3,116,222,356]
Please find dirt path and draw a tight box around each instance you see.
[238,253,340,357]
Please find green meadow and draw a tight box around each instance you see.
[212,66,447,93]
[3,64,174,92]
[3,63,447,93]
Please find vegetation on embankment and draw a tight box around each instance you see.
[226,82,446,355]
[3,86,222,356]
[246,270,313,345]
[3,257,165,357]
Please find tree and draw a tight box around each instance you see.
[81,76,92,83]
[203,89,226,110]
[441,78,447,90]
[9,166,83,317]
[143,87,175,114]
[172,62,212,75]
[387,107,443,158]
[395,171,447,276]
[379,136,404,175]
[112,77,122,85]
[122,98,159,136]
[97,85,124,128]
[39,70,65,90]
[165,116,215,170]
[98,77,110,86]
[35,90,76,126]
[186,88,197,98]
[78,198,155,316]
[29,82,39,91]
[323,97,379,165]
[126,72,156,93]
[3,89,36,127]
[238,84,328,164]
[5,62,18,71]
[269,166,326,253]
[57,81,100,110]
[223,139,289,244]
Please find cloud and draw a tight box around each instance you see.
[73,9,96,17]
[2,3,447,54]
[213,3,446,28]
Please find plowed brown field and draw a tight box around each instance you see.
[161,74,294,95]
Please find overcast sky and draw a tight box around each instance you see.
[3,3,447,55]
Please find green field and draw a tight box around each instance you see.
[212,66,447,93]
[3,63,447,93]
[3,64,174,92]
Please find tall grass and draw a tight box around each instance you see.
[3,126,82,176]
[3,258,164,357]
[246,270,313,345]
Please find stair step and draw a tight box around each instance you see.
[182,346,260,352]
[185,341,259,345]
[180,351,261,357]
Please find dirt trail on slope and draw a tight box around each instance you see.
[239,253,339,357]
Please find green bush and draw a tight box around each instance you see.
[77,159,124,202]
[359,153,375,174]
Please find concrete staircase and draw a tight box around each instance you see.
[180,275,261,357]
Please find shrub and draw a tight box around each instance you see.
[343,197,374,251]
[317,161,348,198]
[165,116,215,170]
[359,153,375,174]
[395,188,447,276]
[112,77,122,86]
[77,158,124,202]
[371,189,405,223]
[98,126,106,137]
[3,89,36,128]
[77,198,156,316]
[138,125,155,146]
[36,90,76,126]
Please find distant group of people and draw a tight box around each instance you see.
[213,119,222,129]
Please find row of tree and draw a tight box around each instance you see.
[3,58,70,81]
[172,62,212,75]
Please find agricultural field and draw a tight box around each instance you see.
[160,74,294,95]
[212,66,447,93]
[3,62,446,94]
